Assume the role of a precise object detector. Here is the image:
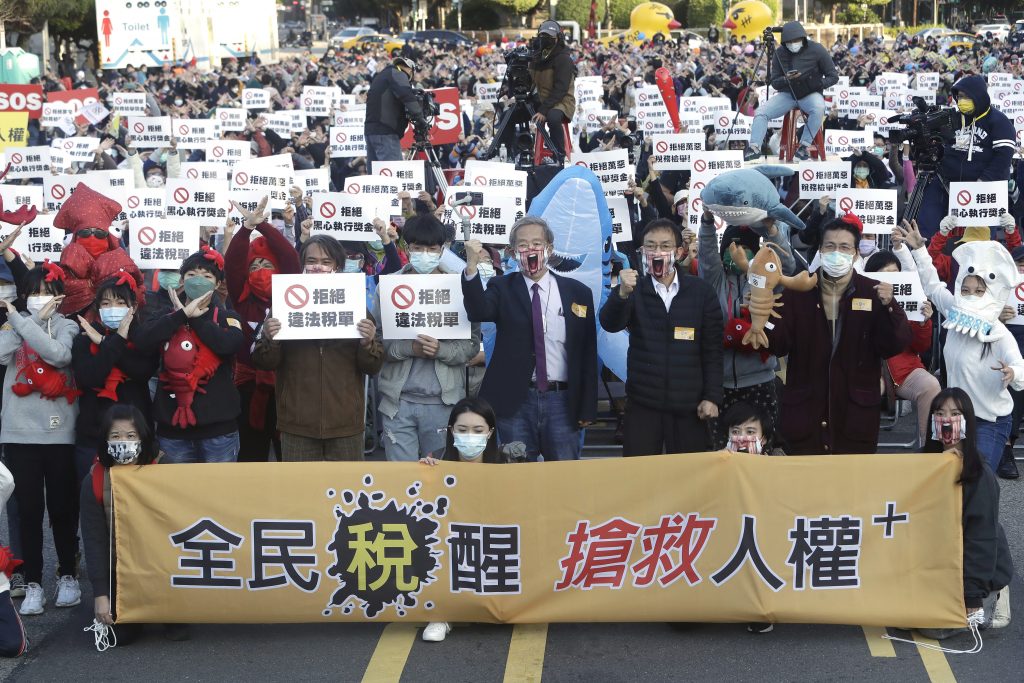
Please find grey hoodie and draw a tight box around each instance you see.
[0,312,79,445]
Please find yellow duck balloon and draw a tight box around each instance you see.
[722,1,774,41]
[598,2,681,46]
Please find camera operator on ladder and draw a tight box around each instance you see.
[914,74,1016,238]
[365,56,429,163]
[529,20,576,164]
[745,21,838,162]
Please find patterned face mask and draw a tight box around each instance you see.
[107,440,141,464]
[728,435,763,454]
[931,415,965,445]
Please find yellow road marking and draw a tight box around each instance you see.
[912,631,958,683]
[361,623,419,683]
[862,626,896,657]
[503,623,548,683]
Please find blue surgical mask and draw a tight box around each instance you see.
[453,433,489,460]
[342,260,363,273]
[367,239,384,250]
[99,306,129,329]
[409,252,441,274]
[158,271,181,291]
[477,261,496,282]
[183,276,215,301]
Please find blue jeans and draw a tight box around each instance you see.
[159,432,240,464]
[382,399,450,462]
[497,388,580,462]
[749,91,826,148]
[975,414,1012,472]
[365,133,403,164]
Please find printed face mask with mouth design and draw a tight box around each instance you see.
[931,415,965,445]
[517,248,548,276]
[643,249,675,279]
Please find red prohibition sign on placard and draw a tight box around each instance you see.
[692,181,705,191]
[655,141,668,153]
[51,184,65,200]
[690,197,701,212]
[957,190,972,206]
[638,93,647,102]
[335,132,347,144]
[173,187,189,204]
[219,111,229,120]
[126,195,140,209]
[699,106,708,114]
[137,226,157,245]
[320,202,336,218]
[838,135,849,145]
[114,97,122,105]
[63,140,74,149]
[575,161,588,167]
[474,176,488,186]
[693,159,707,172]
[346,183,360,194]
[235,172,249,186]
[187,168,199,179]
[212,145,224,157]
[9,153,22,165]
[839,197,854,213]
[391,284,415,310]
[456,204,477,219]
[284,284,309,310]
[840,90,849,99]
[378,168,393,176]
[303,97,312,106]
[1016,282,1024,302]
[645,121,654,130]
[802,169,815,182]
[718,116,729,128]
[178,124,190,136]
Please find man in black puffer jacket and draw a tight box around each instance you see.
[364,56,426,163]
[600,219,724,456]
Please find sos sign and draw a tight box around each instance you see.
[0,85,44,119]
[401,87,462,149]
[46,88,100,115]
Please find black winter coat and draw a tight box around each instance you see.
[365,65,423,137]
[962,466,1014,608]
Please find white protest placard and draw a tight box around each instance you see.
[688,150,744,179]
[836,87,869,116]
[332,109,366,128]
[215,107,247,132]
[329,126,366,157]
[0,185,43,217]
[866,271,927,322]
[19,214,64,264]
[634,85,671,133]
[127,116,171,148]
[242,88,270,110]
[129,219,201,270]
[863,109,905,134]
[110,92,147,116]
[1006,283,1024,326]
[835,188,898,235]
[379,274,471,340]
[2,146,50,180]
[605,194,631,245]
[116,187,165,222]
[311,192,389,241]
[578,108,619,134]
[271,273,367,341]
[876,73,910,93]
[230,162,293,210]
[798,161,851,200]
[294,168,330,196]
[180,161,227,182]
[998,94,1024,119]
[680,96,731,126]
[40,102,74,132]
[847,95,883,120]
[165,177,229,221]
[635,107,674,135]
[823,76,851,100]
[988,72,1014,89]
[205,139,251,166]
[884,89,937,110]
[575,76,603,111]
[447,189,522,244]
[172,118,217,150]
[342,175,401,215]
[570,148,634,192]
[52,136,100,163]
[79,101,109,126]
[265,111,303,136]
[226,190,265,226]
[948,181,1008,223]
[41,174,73,212]
[84,170,133,192]
[713,112,753,142]
[649,133,705,171]
[914,72,940,91]
[474,82,500,104]
[463,160,528,197]
[302,86,342,116]
[372,160,426,193]
[823,130,872,157]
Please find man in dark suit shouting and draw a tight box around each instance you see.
[462,216,597,461]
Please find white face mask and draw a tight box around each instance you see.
[477,261,496,282]
[820,251,854,278]
[26,295,53,316]
[0,285,16,303]
[787,41,803,53]
[107,440,141,465]
[453,433,489,461]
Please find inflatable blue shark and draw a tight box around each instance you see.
[528,166,629,380]
[700,165,806,230]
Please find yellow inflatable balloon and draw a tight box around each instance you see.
[598,2,681,46]
[723,1,774,42]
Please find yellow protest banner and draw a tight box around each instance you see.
[0,112,29,151]
[113,452,966,628]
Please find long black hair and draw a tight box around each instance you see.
[441,397,502,463]
[97,404,158,469]
[924,388,983,484]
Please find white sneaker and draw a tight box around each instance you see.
[422,622,451,642]
[54,575,81,608]
[19,583,44,615]
[8,573,25,599]
[992,587,1011,629]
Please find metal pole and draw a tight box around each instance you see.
[42,21,50,73]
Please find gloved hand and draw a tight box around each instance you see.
[939,214,957,236]
[1000,211,1016,234]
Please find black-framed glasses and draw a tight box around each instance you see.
[78,228,109,239]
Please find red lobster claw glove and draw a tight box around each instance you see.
[0,546,23,578]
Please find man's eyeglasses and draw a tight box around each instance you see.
[820,243,856,255]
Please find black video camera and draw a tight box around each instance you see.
[888,96,957,170]
[411,88,439,142]
[503,44,538,100]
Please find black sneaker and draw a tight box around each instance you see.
[743,145,761,162]
[997,445,1020,479]
[747,622,774,634]
[794,145,810,161]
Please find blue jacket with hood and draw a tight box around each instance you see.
[940,75,1016,183]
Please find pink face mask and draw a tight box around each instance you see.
[304,264,332,274]
[728,435,763,454]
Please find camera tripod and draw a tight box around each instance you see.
[482,95,559,167]
[407,131,449,197]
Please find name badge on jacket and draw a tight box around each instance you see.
[851,298,873,312]
[674,326,695,340]
[571,303,587,318]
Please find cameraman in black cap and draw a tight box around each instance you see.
[529,20,577,163]
[364,56,428,163]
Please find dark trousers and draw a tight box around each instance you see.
[543,109,567,160]
[1010,387,1024,445]
[622,401,710,457]
[4,444,78,584]
[236,381,281,463]
[0,591,25,657]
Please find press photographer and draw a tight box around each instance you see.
[364,56,428,163]
[529,20,577,163]
[745,21,838,162]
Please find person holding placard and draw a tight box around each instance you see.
[134,247,244,464]
[253,236,384,461]
[924,213,1020,285]
[374,215,481,462]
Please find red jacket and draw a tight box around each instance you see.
[886,318,932,386]
[927,228,1021,283]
